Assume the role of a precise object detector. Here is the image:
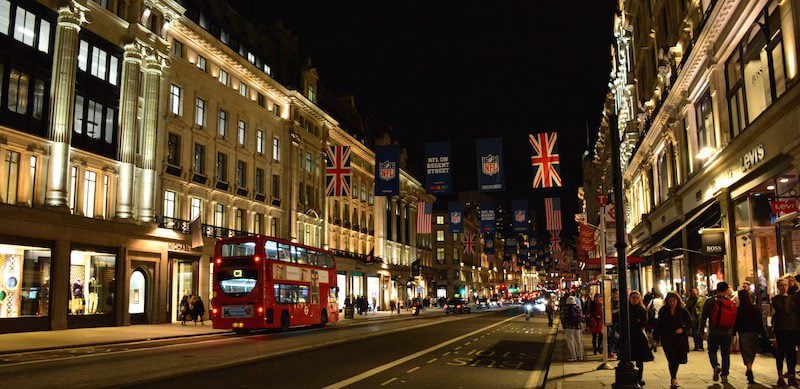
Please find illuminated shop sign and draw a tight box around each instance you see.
[741,144,765,173]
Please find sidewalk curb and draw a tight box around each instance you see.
[0,310,446,356]
[530,319,560,388]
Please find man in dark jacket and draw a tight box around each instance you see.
[700,282,734,384]
[772,278,799,386]
[685,287,706,351]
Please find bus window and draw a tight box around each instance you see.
[217,269,258,296]
[298,285,309,303]
[273,284,310,304]
[307,251,319,266]
[296,247,308,265]
[277,243,291,262]
[325,254,335,269]
[221,242,256,257]
[265,241,279,260]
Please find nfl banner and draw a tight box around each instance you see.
[484,234,495,255]
[424,142,453,194]
[475,138,505,192]
[511,199,528,232]
[479,202,496,233]
[505,237,518,250]
[374,145,400,196]
[448,202,464,233]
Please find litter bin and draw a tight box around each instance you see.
[344,306,355,319]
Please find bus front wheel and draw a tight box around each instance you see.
[280,311,290,331]
[319,310,328,328]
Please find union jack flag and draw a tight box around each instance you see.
[463,232,476,255]
[529,132,562,188]
[550,230,562,253]
[326,145,351,197]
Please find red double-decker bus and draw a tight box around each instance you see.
[211,236,338,332]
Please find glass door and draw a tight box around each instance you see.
[171,260,195,322]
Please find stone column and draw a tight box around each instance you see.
[46,2,89,208]
[390,197,398,243]
[717,187,738,288]
[116,43,143,219]
[138,53,166,222]
[399,198,407,245]
[409,201,418,254]
[289,135,300,242]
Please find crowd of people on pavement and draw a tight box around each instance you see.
[178,293,206,326]
[555,273,800,388]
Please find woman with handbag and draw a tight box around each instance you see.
[626,291,653,387]
[653,292,692,389]
[734,289,762,384]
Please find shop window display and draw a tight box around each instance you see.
[69,250,116,315]
[0,244,50,318]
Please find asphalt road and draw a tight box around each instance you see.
[143,308,555,388]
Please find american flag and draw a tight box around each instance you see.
[463,232,476,255]
[545,197,562,231]
[326,145,351,197]
[416,201,432,234]
[529,132,562,188]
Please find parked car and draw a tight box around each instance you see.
[443,298,471,314]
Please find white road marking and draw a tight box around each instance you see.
[426,358,437,364]
[442,352,451,356]
[323,314,524,389]
[465,342,471,345]
[380,378,398,386]
[406,366,420,373]
[454,346,462,350]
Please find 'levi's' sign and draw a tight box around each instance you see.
[741,144,765,172]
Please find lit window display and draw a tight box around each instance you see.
[0,244,50,318]
[69,250,116,315]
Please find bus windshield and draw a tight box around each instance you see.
[221,242,257,257]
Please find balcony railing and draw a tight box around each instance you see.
[156,216,254,239]
[157,216,191,234]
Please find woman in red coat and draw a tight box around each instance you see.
[589,293,604,355]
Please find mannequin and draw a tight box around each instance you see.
[72,279,84,314]
[87,277,98,314]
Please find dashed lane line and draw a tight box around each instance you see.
[406,367,420,373]
[380,378,398,386]
[426,358,437,364]
[322,314,524,389]
[442,352,451,356]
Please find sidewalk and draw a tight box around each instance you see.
[0,307,445,355]
[546,328,778,388]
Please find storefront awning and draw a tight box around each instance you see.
[641,200,718,256]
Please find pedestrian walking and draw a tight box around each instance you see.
[653,292,692,389]
[771,277,799,386]
[563,296,585,362]
[546,298,556,327]
[734,289,762,385]
[188,294,197,323]
[787,275,799,296]
[179,294,190,325]
[588,294,604,355]
[646,292,664,351]
[685,287,706,351]
[700,281,736,384]
[194,295,206,325]
[624,291,652,386]
[608,288,620,357]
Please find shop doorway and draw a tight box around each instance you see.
[169,257,199,322]
[129,269,147,324]
[367,276,380,311]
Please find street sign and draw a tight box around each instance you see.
[604,205,616,224]
[597,195,608,206]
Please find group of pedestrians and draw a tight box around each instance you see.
[179,293,206,325]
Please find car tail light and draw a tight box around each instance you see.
[457,304,462,309]
[212,308,218,315]
[254,255,261,263]
[258,306,264,314]
[215,257,222,265]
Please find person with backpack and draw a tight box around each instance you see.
[772,277,799,386]
[699,281,736,384]
[563,296,585,362]
[685,287,705,351]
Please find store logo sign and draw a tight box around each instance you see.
[741,144,765,172]
[701,232,726,256]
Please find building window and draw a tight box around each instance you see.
[239,82,248,97]
[254,213,262,234]
[194,97,205,126]
[725,0,793,138]
[436,215,445,225]
[272,174,280,199]
[10,5,50,53]
[255,168,264,194]
[190,198,202,221]
[3,150,19,204]
[172,39,183,58]
[217,109,227,137]
[436,248,445,262]
[167,133,180,166]
[7,68,28,114]
[237,120,246,145]
[169,84,182,115]
[256,129,264,154]
[28,155,36,205]
[163,190,176,218]
[82,170,96,217]
[69,166,77,213]
[101,174,108,219]
[195,55,206,72]
[270,217,278,236]
[68,249,116,316]
[216,152,227,182]
[236,160,247,188]
[656,150,669,205]
[73,95,115,144]
[695,90,716,159]
[307,84,315,101]
[32,79,45,119]
[218,68,229,86]
[214,203,225,227]
[235,209,244,231]
[305,152,312,172]
[436,230,445,242]
[272,137,280,161]
[193,143,205,175]
[257,93,265,107]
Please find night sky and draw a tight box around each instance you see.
[228,1,615,239]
